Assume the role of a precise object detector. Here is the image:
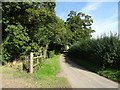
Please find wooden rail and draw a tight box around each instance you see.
[33,56,42,59]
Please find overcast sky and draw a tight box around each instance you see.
[55,2,118,38]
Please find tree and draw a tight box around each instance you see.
[66,11,95,44]
[47,17,69,53]
[33,16,68,58]
[2,2,95,63]
[2,2,57,61]
[2,2,36,62]
[2,24,30,62]
[25,2,56,59]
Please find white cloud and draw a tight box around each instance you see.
[81,2,102,14]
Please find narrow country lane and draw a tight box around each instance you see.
[58,54,118,88]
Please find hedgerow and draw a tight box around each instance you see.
[68,34,120,70]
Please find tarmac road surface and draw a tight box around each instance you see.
[58,54,118,88]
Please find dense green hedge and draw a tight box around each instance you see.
[68,34,120,70]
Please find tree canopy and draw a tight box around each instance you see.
[2,2,95,63]
[66,11,95,44]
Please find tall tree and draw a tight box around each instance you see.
[2,2,36,62]
[2,2,57,61]
[25,2,56,59]
[66,11,95,44]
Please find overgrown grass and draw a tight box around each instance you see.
[1,55,71,88]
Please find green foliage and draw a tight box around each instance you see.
[2,2,95,64]
[66,11,95,44]
[2,24,30,62]
[2,2,58,62]
[68,34,120,70]
[67,42,120,82]
[97,70,120,82]
[34,57,44,70]
[48,51,55,58]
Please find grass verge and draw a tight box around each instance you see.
[34,55,60,76]
[1,55,71,88]
[67,55,120,83]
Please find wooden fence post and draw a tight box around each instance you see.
[25,55,29,70]
[30,52,33,73]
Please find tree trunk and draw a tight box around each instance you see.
[39,48,43,57]
[43,44,48,60]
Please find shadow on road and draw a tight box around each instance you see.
[62,53,90,72]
